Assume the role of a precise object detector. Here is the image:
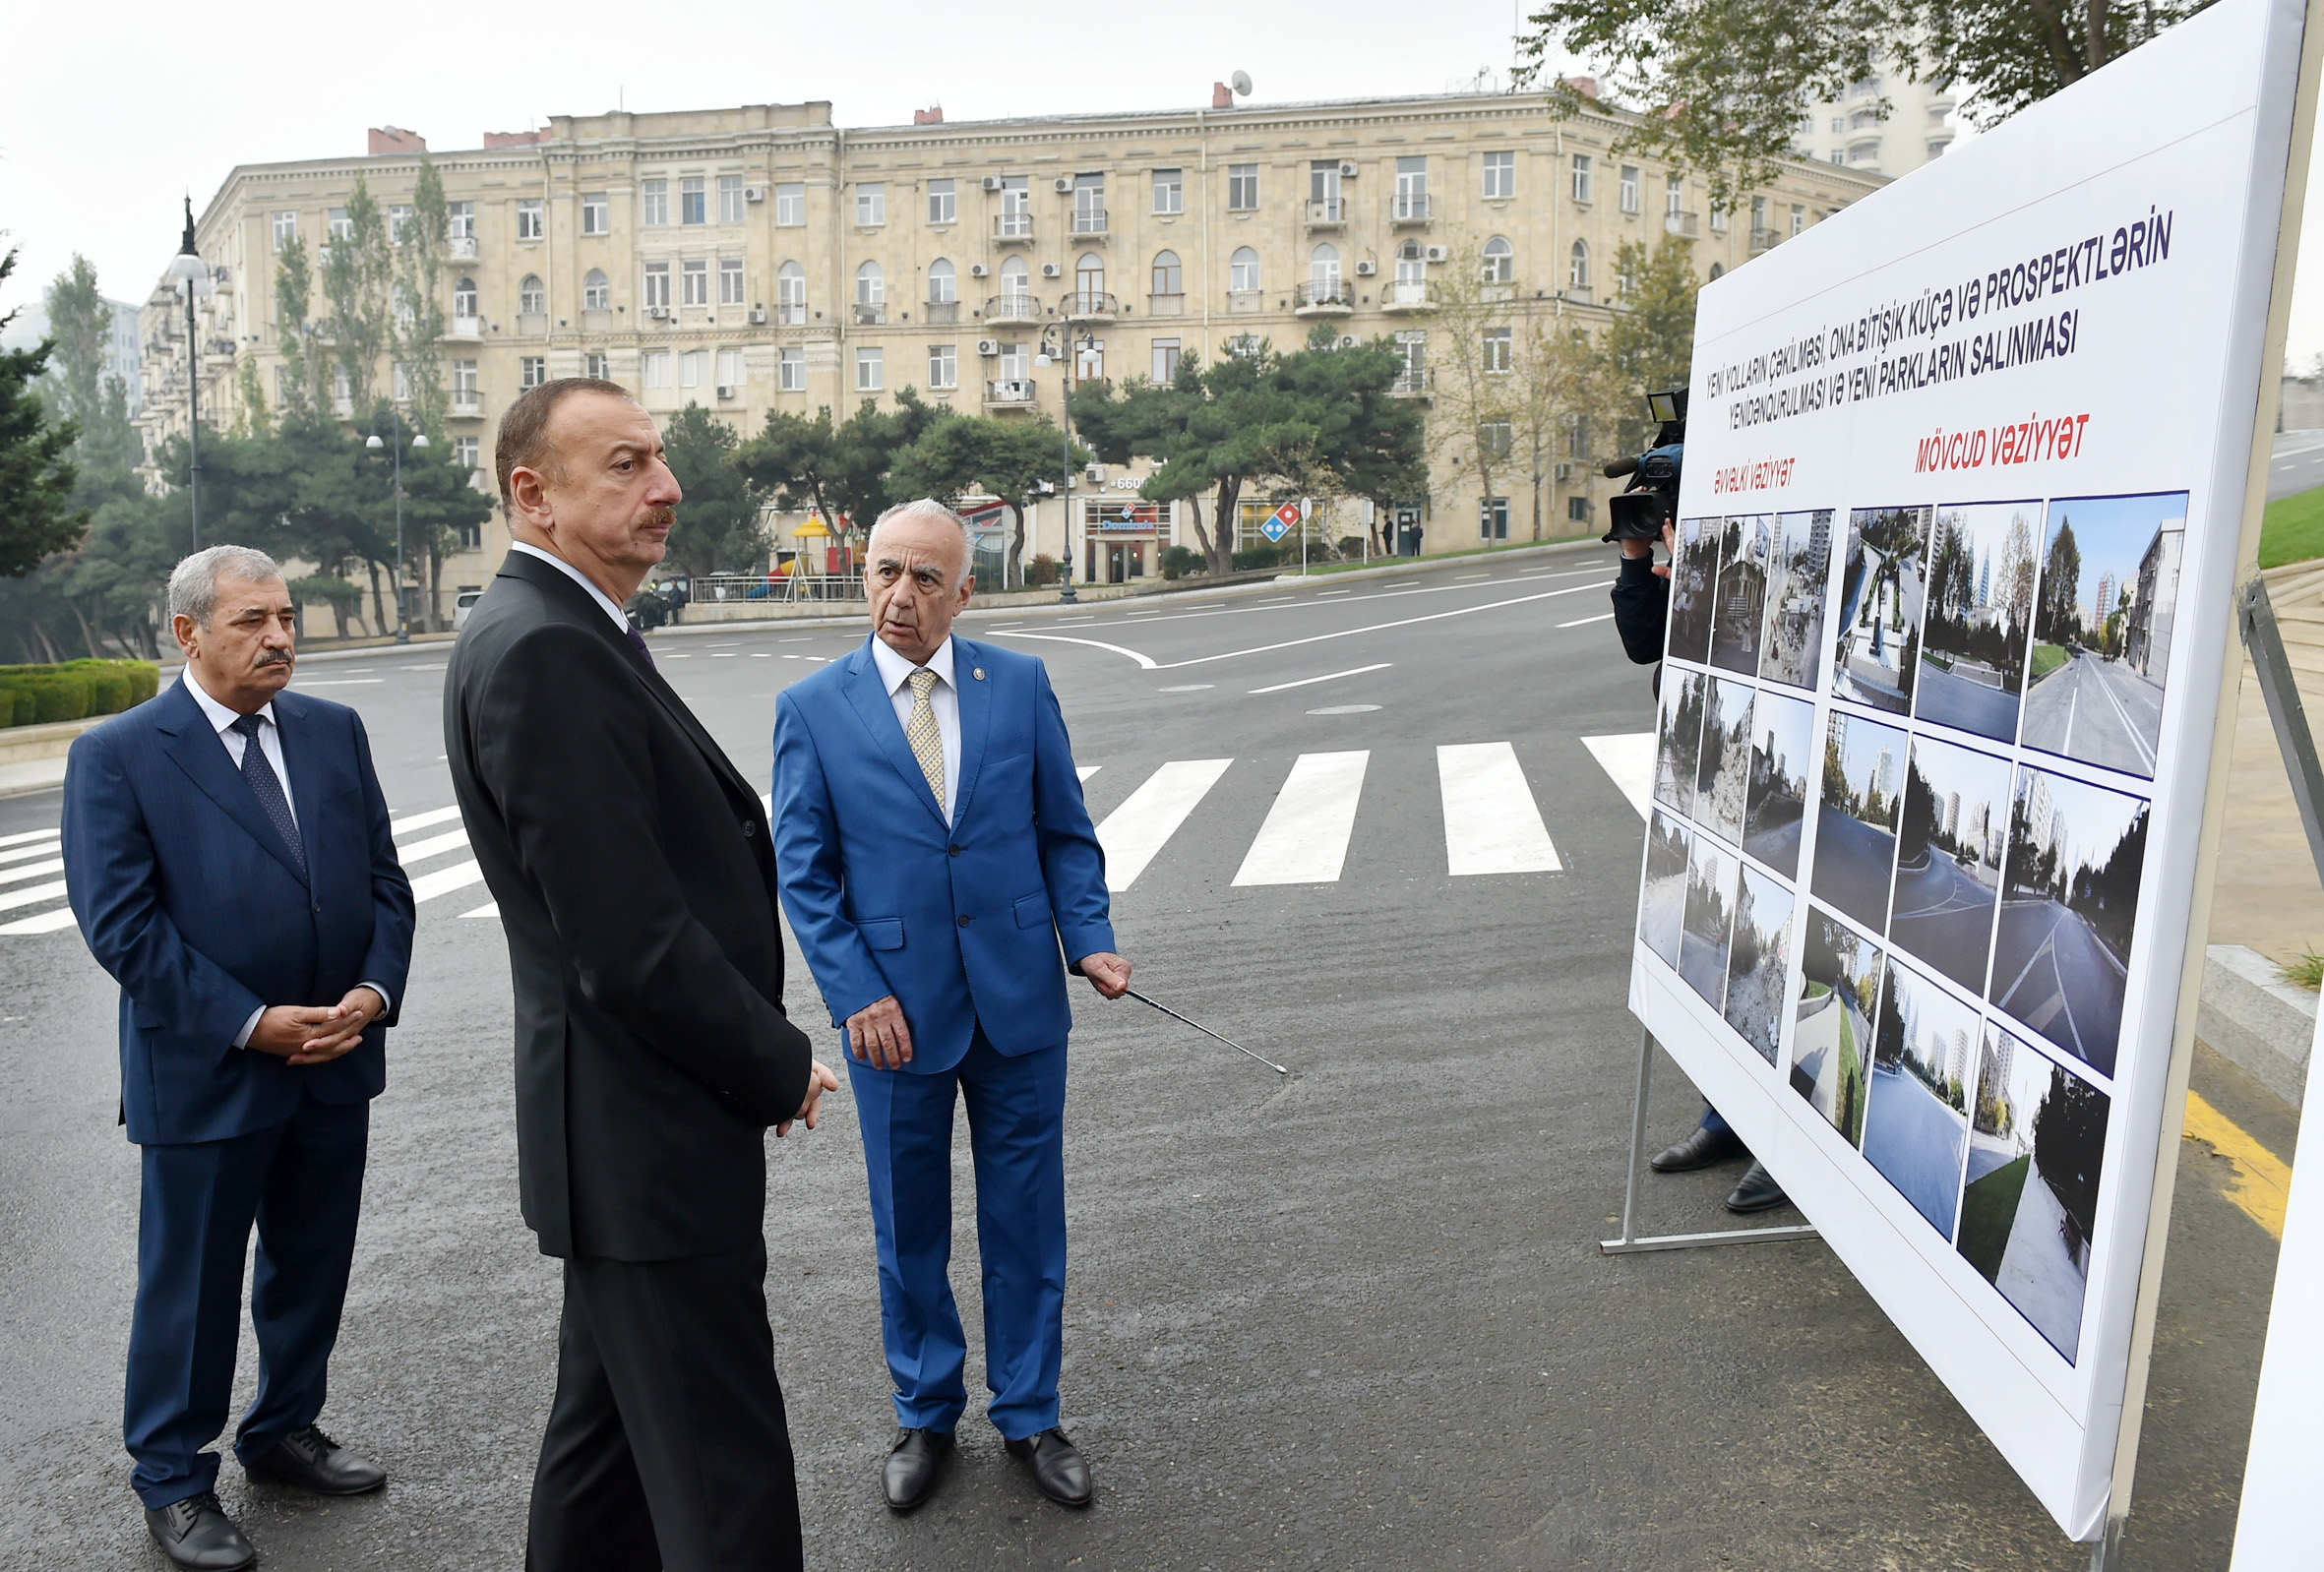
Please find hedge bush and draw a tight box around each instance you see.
[0,660,161,728]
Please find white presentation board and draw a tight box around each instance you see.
[1627,0,2311,1539]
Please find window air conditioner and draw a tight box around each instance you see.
[969,262,988,277]
[1339,160,1359,178]
[1041,262,1062,278]
[716,385,736,400]
[1424,244,1449,263]
[977,338,1001,356]
[646,306,671,320]
[1353,260,1376,276]
[982,175,1004,192]
[1337,334,1359,348]
[743,186,765,203]
[747,307,767,325]
[1053,176,1073,193]
[1556,462,1574,482]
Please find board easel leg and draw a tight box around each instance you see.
[1600,1026,1820,1255]
[2088,1513,2127,1570]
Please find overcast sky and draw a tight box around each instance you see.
[6,0,2321,364]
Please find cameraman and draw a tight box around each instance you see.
[1609,492,1787,1217]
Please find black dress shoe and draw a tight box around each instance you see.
[1005,1426,1092,1508]
[1649,1124,1746,1173]
[882,1426,954,1511]
[1726,1160,1790,1213]
[145,1491,256,1571]
[242,1424,387,1495]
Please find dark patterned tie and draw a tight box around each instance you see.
[230,713,305,874]
[626,624,655,667]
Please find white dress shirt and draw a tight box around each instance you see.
[181,667,395,1046]
[510,540,634,635]
[870,635,962,824]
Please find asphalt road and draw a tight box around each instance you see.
[1888,851,2003,994]
[2268,428,2324,499]
[0,543,2292,1571]
[1915,658,2023,743]
[1990,896,2131,1077]
[2022,651,2166,777]
[1862,1064,1969,1238]
[1808,805,1899,934]
[1742,796,1804,880]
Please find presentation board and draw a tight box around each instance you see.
[1627,0,2313,1539]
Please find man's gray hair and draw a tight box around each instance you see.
[869,499,976,588]
[168,545,285,627]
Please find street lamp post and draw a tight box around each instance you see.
[1037,324,1098,605]
[366,407,429,644]
[163,198,211,550]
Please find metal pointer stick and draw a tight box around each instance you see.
[1122,987,1290,1074]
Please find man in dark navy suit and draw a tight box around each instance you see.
[63,545,414,1570]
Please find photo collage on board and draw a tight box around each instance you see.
[1637,490,2185,1367]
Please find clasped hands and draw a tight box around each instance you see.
[845,951,1132,1072]
[246,987,388,1067]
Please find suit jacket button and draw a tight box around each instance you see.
[957,915,972,928]
[742,820,758,837]
[948,844,961,857]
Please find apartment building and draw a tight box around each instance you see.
[141,90,1881,590]
[1799,65,1960,179]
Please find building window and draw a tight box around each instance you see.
[1151,250,1183,297]
[857,345,884,392]
[1751,196,1768,236]
[776,261,805,324]
[453,276,478,317]
[517,199,543,240]
[1153,167,1183,213]
[1928,139,1951,159]
[448,201,474,240]
[453,360,479,403]
[643,263,670,310]
[1619,166,1640,212]
[1792,204,1807,236]
[856,183,886,226]
[1708,262,1725,280]
[856,260,885,307]
[928,343,957,390]
[682,260,708,307]
[1568,495,1591,523]
[1480,496,1509,540]
[275,365,296,401]
[1072,173,1105,233]
[1073,253,1105,310]
[1395,155,1429,220]
[272,212,297,251]
[928,178,956,224]
[929,258,956,304]
[1483,327,1512,375]
[1565,412,1590,458]
[328,207,352,241]
[1227,163,1258,211]
[717,347,745,388]
[998,342,1029,380]
[520,356,547,391]
[1311,243,1340,292]
[779,347,805,391]
[584,352,609,380]
[1229,246,1260,292]
[520,274,546,314]
[582,193,609,234]
[581,269,610,310]
[999,255,1031,304]
[642,350,671,388]
[1152,337,1182,382]
[387,205,413,244]
[774,183,805,226]
[453,435,480,470]
[1483,235,1513,284]
[680,349,705,389]
[1667,173,1683,217]
[1709,202,1728,233]
[680,176,706,225]
[1481,420,1513,456]
[642,180,669,226]
[1482,151,1515,200]
[1619,256,1637,296]
[1076,336,1105,380]
[1395,330,1426,385]
[1570,154,1592,203]
[720,257,744,306]
[1569,240,1590,289]
[718,174,745,223]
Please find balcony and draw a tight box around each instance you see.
[1061,290,1118,322]
[452,393,484,417]
[1665,210,1699,238]
[448,316,483,340]
[925,300,960,325]
[984,293,1047,327]
[448,235,478,259]
[1390,193,1434,225]
[993,212,1035,244]
[855,303,887,326]
[1226,288,1263,315]
[1294,281,1354,317]
[1147,292,1185,316]
[517,312,548,336]
[984,378,1039,407]
[1379,279,1439,314]
[1305,198,1346,229]
[1390,367,1435,397]
[1749,226,1778,253]
[1069,209,1109,239]
[775,302,807,326]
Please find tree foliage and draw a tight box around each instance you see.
[734,389,945,548]
[0,249,88,580]
[890,411,1089,583]
[661,403,768,574]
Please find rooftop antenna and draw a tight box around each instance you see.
[1230,70,1253,97]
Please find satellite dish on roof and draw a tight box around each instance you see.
[1230,70,1253,97]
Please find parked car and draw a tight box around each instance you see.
[454,589,484,632]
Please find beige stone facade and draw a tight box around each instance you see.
[141,91,1882,593]
[1799,64,1960,181]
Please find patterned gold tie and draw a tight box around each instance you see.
[905,668,946,807]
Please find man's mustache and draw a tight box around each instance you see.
[643,507,676,531]
[254,649,293,668]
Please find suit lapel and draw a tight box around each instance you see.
[949,637,994,828]
[273,695,330,877]
[839,640,949,830]
[154,684,311,884]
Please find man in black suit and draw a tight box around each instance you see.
[444,378,838,1571]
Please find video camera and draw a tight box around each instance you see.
[1601,388,1687,544]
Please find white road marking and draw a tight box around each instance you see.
[391,806,465,839]
[1233,752,1369,885]
[409,861,488,902]
[1248,663,1392,695]
[752,652,772,658]
[1316,589,1352,597]
[0,907,78,936]
[298,679,385,687]
[1558,612,1616,629]
[1095,759,1233,890]
[0,879,69,913]
[0,838,62,866]
[0,858,64,886]
[1456,572,1491,580]
[1077,765,1102,781]
[1159,684,1214,692]
[1308,704,1379,714]
[1583,734,1656,820]
[1437,743,1560,876]
[460,901,500,920]
[396,829,470,863]
[0,828,58,848]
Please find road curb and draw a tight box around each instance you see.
[2197,943,2315,1107]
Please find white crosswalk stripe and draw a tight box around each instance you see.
[1233,752,1369,886]
[1437,742,1561,876]
[0,878,69,913]
[0,906,78,936]
[0,837,62,866]
[1582,734,1655,821]
[0,858,64,886]
[0,827,59,848]
[1096,759,1234,891]
[408,860,487,903]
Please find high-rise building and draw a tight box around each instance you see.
[1798,63,1960,179]
[2126,518,2183,679]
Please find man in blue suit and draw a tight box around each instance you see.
[64,546,414,1571]
[771,499,1128,1513]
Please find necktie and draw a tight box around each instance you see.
[905,669,946,811]
[626,624,655,667]
[230,713,305,874]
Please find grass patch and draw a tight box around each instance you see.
[1957,1154,2031,1281]
[2028,642,2070,683]
[1287,534,1602,575]
[2277,946,2324,992]
[2261,483,2324,570]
